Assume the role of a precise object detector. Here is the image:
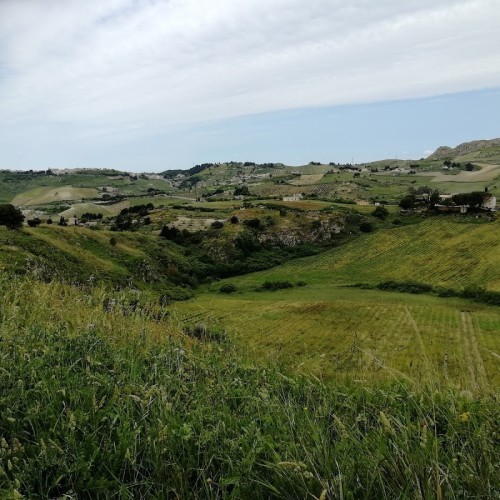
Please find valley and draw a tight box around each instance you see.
[0,138,499,498]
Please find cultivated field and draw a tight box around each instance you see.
[215,217,500,291]
[174,286,500,392]
[11,186,99,206]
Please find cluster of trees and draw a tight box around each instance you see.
[448,191,491,209]
[112,204,153,231]
[399,186,441,210]
[399,186,493,213]
[80,212,103,222]
[233,185,250,196]
[442,160,477,171]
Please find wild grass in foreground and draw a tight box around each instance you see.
[0,276,498,498]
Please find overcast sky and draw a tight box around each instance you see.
[1,0,499,171]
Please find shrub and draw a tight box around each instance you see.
[376,280,433,294]
[219,284,237,294]
[211,221,224,229]
[372,206,389,220]
[0,204,24,229]
[359,221,374,233]
[27,218,42,228]
[259,281,294,291]
[243,218,262,229]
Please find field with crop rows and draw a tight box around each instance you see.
[174,286,500,392]
[11,186,99,206]
[215,217,500,291]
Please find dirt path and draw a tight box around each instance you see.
[427,163,500,183]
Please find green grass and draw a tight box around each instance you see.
[11,186,99,206]
[0,225,200,299]
[1,275,498,498]
[174,285,500,391]
[213,217,500,291]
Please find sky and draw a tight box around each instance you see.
[0,0,499,172]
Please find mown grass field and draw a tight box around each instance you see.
[174,285,500,393]
[11,186,99,206]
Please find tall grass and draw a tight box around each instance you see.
[0,275,498,498]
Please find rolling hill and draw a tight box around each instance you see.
[428,137,500,163]
[212,217,500,291]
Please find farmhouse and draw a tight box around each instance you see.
[435,204,468,214]
[282,194,302,202]
[482,193,497,211]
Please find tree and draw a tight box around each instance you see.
[372,205,389,220]
[27,218,42,227]
[0,204,24,229]
[233,185,250,196]
[399,194,417,210]
[359,221,374,233]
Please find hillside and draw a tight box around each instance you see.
[1,275,497,498]
[172,216,500,388]
[212,217,500,291]
[428,137,500,163]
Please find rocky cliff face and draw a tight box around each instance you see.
[203,215,346,263]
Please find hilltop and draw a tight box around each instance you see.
[427,137,500,163]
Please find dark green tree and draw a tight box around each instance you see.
[372,205,389,220]
[0,204,24,229]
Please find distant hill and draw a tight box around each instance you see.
[427,138,500,162]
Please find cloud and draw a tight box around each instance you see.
[1,0,499,140]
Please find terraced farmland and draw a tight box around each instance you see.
[174,286,500,392]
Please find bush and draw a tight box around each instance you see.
[359,221,374,233]
[376,280,433,294]
[27,218,42,228]
[211,221,224,229]
[259,281,294,291]
[372,206,389,220]
[243,218,262,229]
[219,284,237,294]
[230,215,239,224]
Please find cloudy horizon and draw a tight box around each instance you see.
[1,0,499,171]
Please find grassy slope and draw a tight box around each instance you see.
[212,217,500,291]
[1,276,498,498]
[0,225,196,298]
[11,186,99,206]
[172,217,500,390]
